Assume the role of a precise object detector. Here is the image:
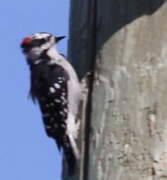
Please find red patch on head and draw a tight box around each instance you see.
[21,37,31,46]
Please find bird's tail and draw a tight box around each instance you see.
[64,134,79,175]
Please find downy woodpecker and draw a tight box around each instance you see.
[21,32,81,174]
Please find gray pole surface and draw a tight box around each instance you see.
[63,1,167,180]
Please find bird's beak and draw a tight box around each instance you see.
[55,36,66,43]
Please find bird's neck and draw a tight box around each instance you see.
[46,46,61,60]
[27,46,61,67]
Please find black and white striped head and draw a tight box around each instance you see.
[21,32,65,59]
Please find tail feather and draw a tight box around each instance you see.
[68,134,80,160]
[64,135,79,175]
[64,144,77,175]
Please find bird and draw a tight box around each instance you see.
[20,32,81,175]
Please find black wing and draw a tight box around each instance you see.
[30,63,69,149]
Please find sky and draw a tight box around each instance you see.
[0,1,69,180]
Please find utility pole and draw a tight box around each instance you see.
[63,1,167,180]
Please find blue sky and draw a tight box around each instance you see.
[0,1,69,179]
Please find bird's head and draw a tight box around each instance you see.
[21,32,65,60]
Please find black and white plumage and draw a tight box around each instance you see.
[21,32,81,174]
